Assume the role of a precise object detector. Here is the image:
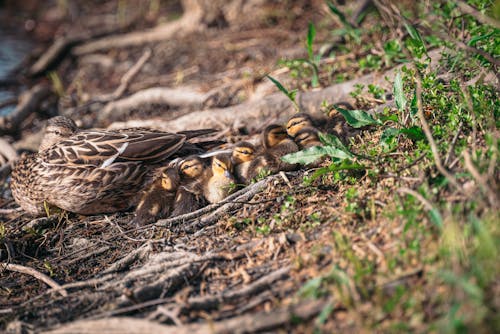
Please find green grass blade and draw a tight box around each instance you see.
[307,22,316,60]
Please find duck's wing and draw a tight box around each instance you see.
[42,130,186,167]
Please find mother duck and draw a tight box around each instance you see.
[11,116,219,216]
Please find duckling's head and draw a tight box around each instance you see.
[179,156,205,178]
[232,142,256,164]
[211,153,234,180]
[160,168,180,191]
[294,127,321,149]
[39,116,78,151]
[263,124,288,149]
[286,113,314,137]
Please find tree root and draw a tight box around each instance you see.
[107,49,444,133]
[42,298,331,334]
[72,1,203,56]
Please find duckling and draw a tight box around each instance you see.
[286,113,315,138]
[262,124,299,172]
[294,127,322,149]
[293,127,325,168]
[238,124,299,183]
[231,141,257,185]
[131,167,180,226]
[170,156,207,217]
[203,153,236,203]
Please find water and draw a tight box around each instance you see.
[0,30,33,116]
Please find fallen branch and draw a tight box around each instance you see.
[98,86,207,124]
[42,299,330,334]
[29,36,85,76]
[1,262,68,297]
[95,48,152,103]
[0,84,53,134]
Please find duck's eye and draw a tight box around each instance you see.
[54,130,61,136]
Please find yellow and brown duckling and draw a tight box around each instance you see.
[286,112,315,138]
[131,167,180,226]
[10,116,220,216]
[202,153,236,204]
[170,155,208,217]
[231,141,257,185]
[261,124,299,172]
[294,127,322,149]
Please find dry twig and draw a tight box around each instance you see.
[1,262,68,297]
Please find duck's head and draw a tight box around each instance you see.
[179,156,205,178]
[294,127,321,149]
[211,153,234,180]
[232,142,256,164]
[39,116,78,151]
[160,168,180,191]
[262,124,288,149]
[286,113,314,138]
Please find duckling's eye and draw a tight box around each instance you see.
[215,160,226,170]
[54,130,61,136]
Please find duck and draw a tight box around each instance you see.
[202,153,236,203]
[170,155,208,217]
[10,116,221,216]
[231,141,257,185]
[131,167,180,226]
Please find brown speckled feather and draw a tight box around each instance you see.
[10,122,220,216]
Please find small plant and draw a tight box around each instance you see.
[266,75,299,111]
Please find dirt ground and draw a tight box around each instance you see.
[0,0,498,333]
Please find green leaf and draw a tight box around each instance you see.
[336,107,382,128]
[428,208,443,229]
[380,127,399,150]
[266,74,290,96]
[266,75,299,111]
[316,302,335,326]
[307,160,365,183]
[400,126,425,141]
[318,132,348,151]
[281,145,352,165]
[410,88,418,116]
[297,277,323,298]
[404,22,424,46]
[307,22,316,60]
[468,31,495,46]
[394,71,407,112]
[326,1,352,28]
